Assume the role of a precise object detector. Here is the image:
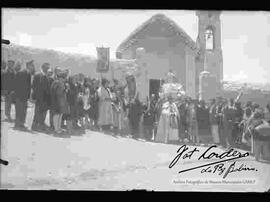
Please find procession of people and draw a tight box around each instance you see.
[1,59,270,161]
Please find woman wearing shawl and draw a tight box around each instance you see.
[51,70,69,134]
[88,79,99,130]
[118,87,130,136]
[155,95,180,144]
[97,78,114,131]
[110,79,121,134]
[81,82,91,129]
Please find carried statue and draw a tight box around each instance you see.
[159,69,186,101]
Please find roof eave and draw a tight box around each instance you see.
[116,14,198,54]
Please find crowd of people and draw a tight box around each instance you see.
[1,60,270,155]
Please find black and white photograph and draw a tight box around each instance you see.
[1,8,270,191]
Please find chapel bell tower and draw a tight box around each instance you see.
[196,11,223,84]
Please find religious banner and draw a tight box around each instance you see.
[96,47,110,73]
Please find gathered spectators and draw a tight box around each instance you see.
[1,58,269,162]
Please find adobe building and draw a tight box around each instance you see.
[115,11,223,102]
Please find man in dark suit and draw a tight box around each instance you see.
[13,60,35,130]
[47,68,55,130]
[3,60,16,122]
[31,63,51,132]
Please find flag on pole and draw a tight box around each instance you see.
[96,47,110,73]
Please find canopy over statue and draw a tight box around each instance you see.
[159,70,186,100]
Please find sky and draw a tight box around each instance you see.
[2,9,270,84]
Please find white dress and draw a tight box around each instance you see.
[155,101,180,143]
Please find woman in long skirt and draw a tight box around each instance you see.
[88,79,99,130]
[51,71,69,134]
[119,95,130,136]
[112,92,121,134]
[97,79,114,132]
[155,96,180,144]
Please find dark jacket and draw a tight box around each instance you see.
[14,69,32,101]
[67,82,79,106]
[209,104,218,125]
[197,105,210,130]
[89,86,99,120]
[216,104,224,126]
[235,107,244,123]
[51,79,69,114]
[223,105,236,122]
[47,77,54,107]
[2,69,16,93]
[178,102,188,130]
[128,100,143,128]
[32,72,51,106]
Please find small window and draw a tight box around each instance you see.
[205,28,214,50]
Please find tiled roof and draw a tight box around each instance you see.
[116,13,198,55]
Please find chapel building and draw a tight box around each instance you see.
[115,11,223,100]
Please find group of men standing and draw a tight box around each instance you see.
[1,60,71,133]
[208,96,245,148]
[2,60,35,130]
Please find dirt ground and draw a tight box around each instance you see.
[1,102,270,191]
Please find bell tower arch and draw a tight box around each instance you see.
[196,11,223,84]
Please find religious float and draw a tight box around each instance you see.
[159,70,186,101]
[154,70,187,144]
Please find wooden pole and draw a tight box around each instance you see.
[111,62,114,81]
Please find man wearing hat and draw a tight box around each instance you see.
[31,62,51,132]
[13,60,35,130]
[3,60,16,122]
